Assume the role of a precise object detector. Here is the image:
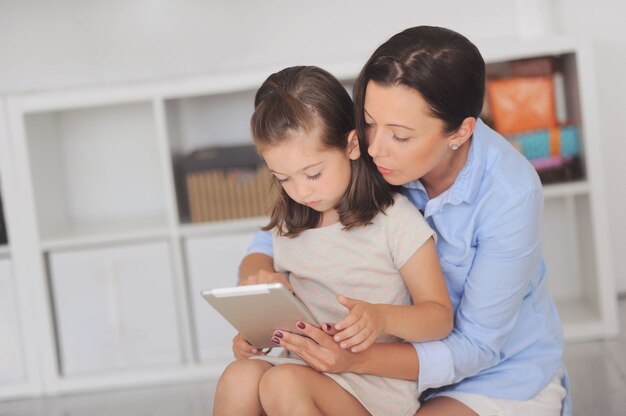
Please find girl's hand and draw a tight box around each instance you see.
[241,269,292,292]
[272,321,358,373]
[232,333,265,360]
[333,295,385,352]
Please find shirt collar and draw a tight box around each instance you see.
[403,118,488,212]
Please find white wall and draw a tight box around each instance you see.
[0,0,516,93]
[0,0,624,291]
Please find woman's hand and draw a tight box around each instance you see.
[272,321,359,373]
[241,269,292,291]
[333,295,386,352]
[232,332,265,360]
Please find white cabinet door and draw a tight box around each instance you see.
[49,242,182,375]
[185,232,255,362]
[0,258,25,384]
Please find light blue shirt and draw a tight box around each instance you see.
[246,119,570,414]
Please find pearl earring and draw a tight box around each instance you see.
[450,143,459,151]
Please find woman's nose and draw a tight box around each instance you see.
[367,128,384,158]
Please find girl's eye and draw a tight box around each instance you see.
[392,134,410,143]
[275,176,289,183]
[307,172,321,181]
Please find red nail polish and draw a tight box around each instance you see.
[271,337,280,344]
[297,321,306,329]
[274,331,283,338]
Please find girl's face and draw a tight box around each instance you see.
[363,81,456,186]
[261,127,357,224]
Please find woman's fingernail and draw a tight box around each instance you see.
[297,321,306,329]
[271,337,280,344]
[340,343,347,349]
[334,335,340,342]
[274,331,283,338]
[251,348,258,353]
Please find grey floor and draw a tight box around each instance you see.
[2,298,625,416]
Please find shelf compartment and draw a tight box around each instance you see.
[164,91,259,224]
[48,241,182,376]
[23,102,169,242]
[484,51,588,186]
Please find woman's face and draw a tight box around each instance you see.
[363,81,453,186]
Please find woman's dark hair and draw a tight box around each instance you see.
[354,26,485,136]
[251,66,395,237]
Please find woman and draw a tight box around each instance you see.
[237,26,570,416]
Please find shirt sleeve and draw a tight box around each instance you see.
[414,340,455,392]
[386,195,435,270]
[414,187,544,389]
[246,229,274,257]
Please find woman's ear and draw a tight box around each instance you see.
[448,117,477,150]
[347,130,361,160]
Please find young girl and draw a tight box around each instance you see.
[212,66,452,416]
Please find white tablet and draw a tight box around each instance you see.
[201,283,318,349]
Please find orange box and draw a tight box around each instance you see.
[487,76,557,135]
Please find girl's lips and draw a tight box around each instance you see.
[305,200,320,207]
[376,165,393,175]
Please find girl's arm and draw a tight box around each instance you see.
[334,237,453,351]
[382,237,452,341]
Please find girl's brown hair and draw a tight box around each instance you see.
[251,66,395,237]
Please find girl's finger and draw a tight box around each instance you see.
[334,311,360,331]
[333,318,366,342]
[349,334,377,353]
[338,328,370,349]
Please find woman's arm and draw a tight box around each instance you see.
[237,229,294,288]
[274,322,420,380]
[238,252,292,290]
[238,252,275,283]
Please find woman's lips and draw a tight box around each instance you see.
[376,165,393,175]
[305,200,320,207]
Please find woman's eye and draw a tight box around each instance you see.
[275,176,288,183]
[307,173,321,181]
[392,134,410,143]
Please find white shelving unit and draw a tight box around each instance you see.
[0,35,618,400]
